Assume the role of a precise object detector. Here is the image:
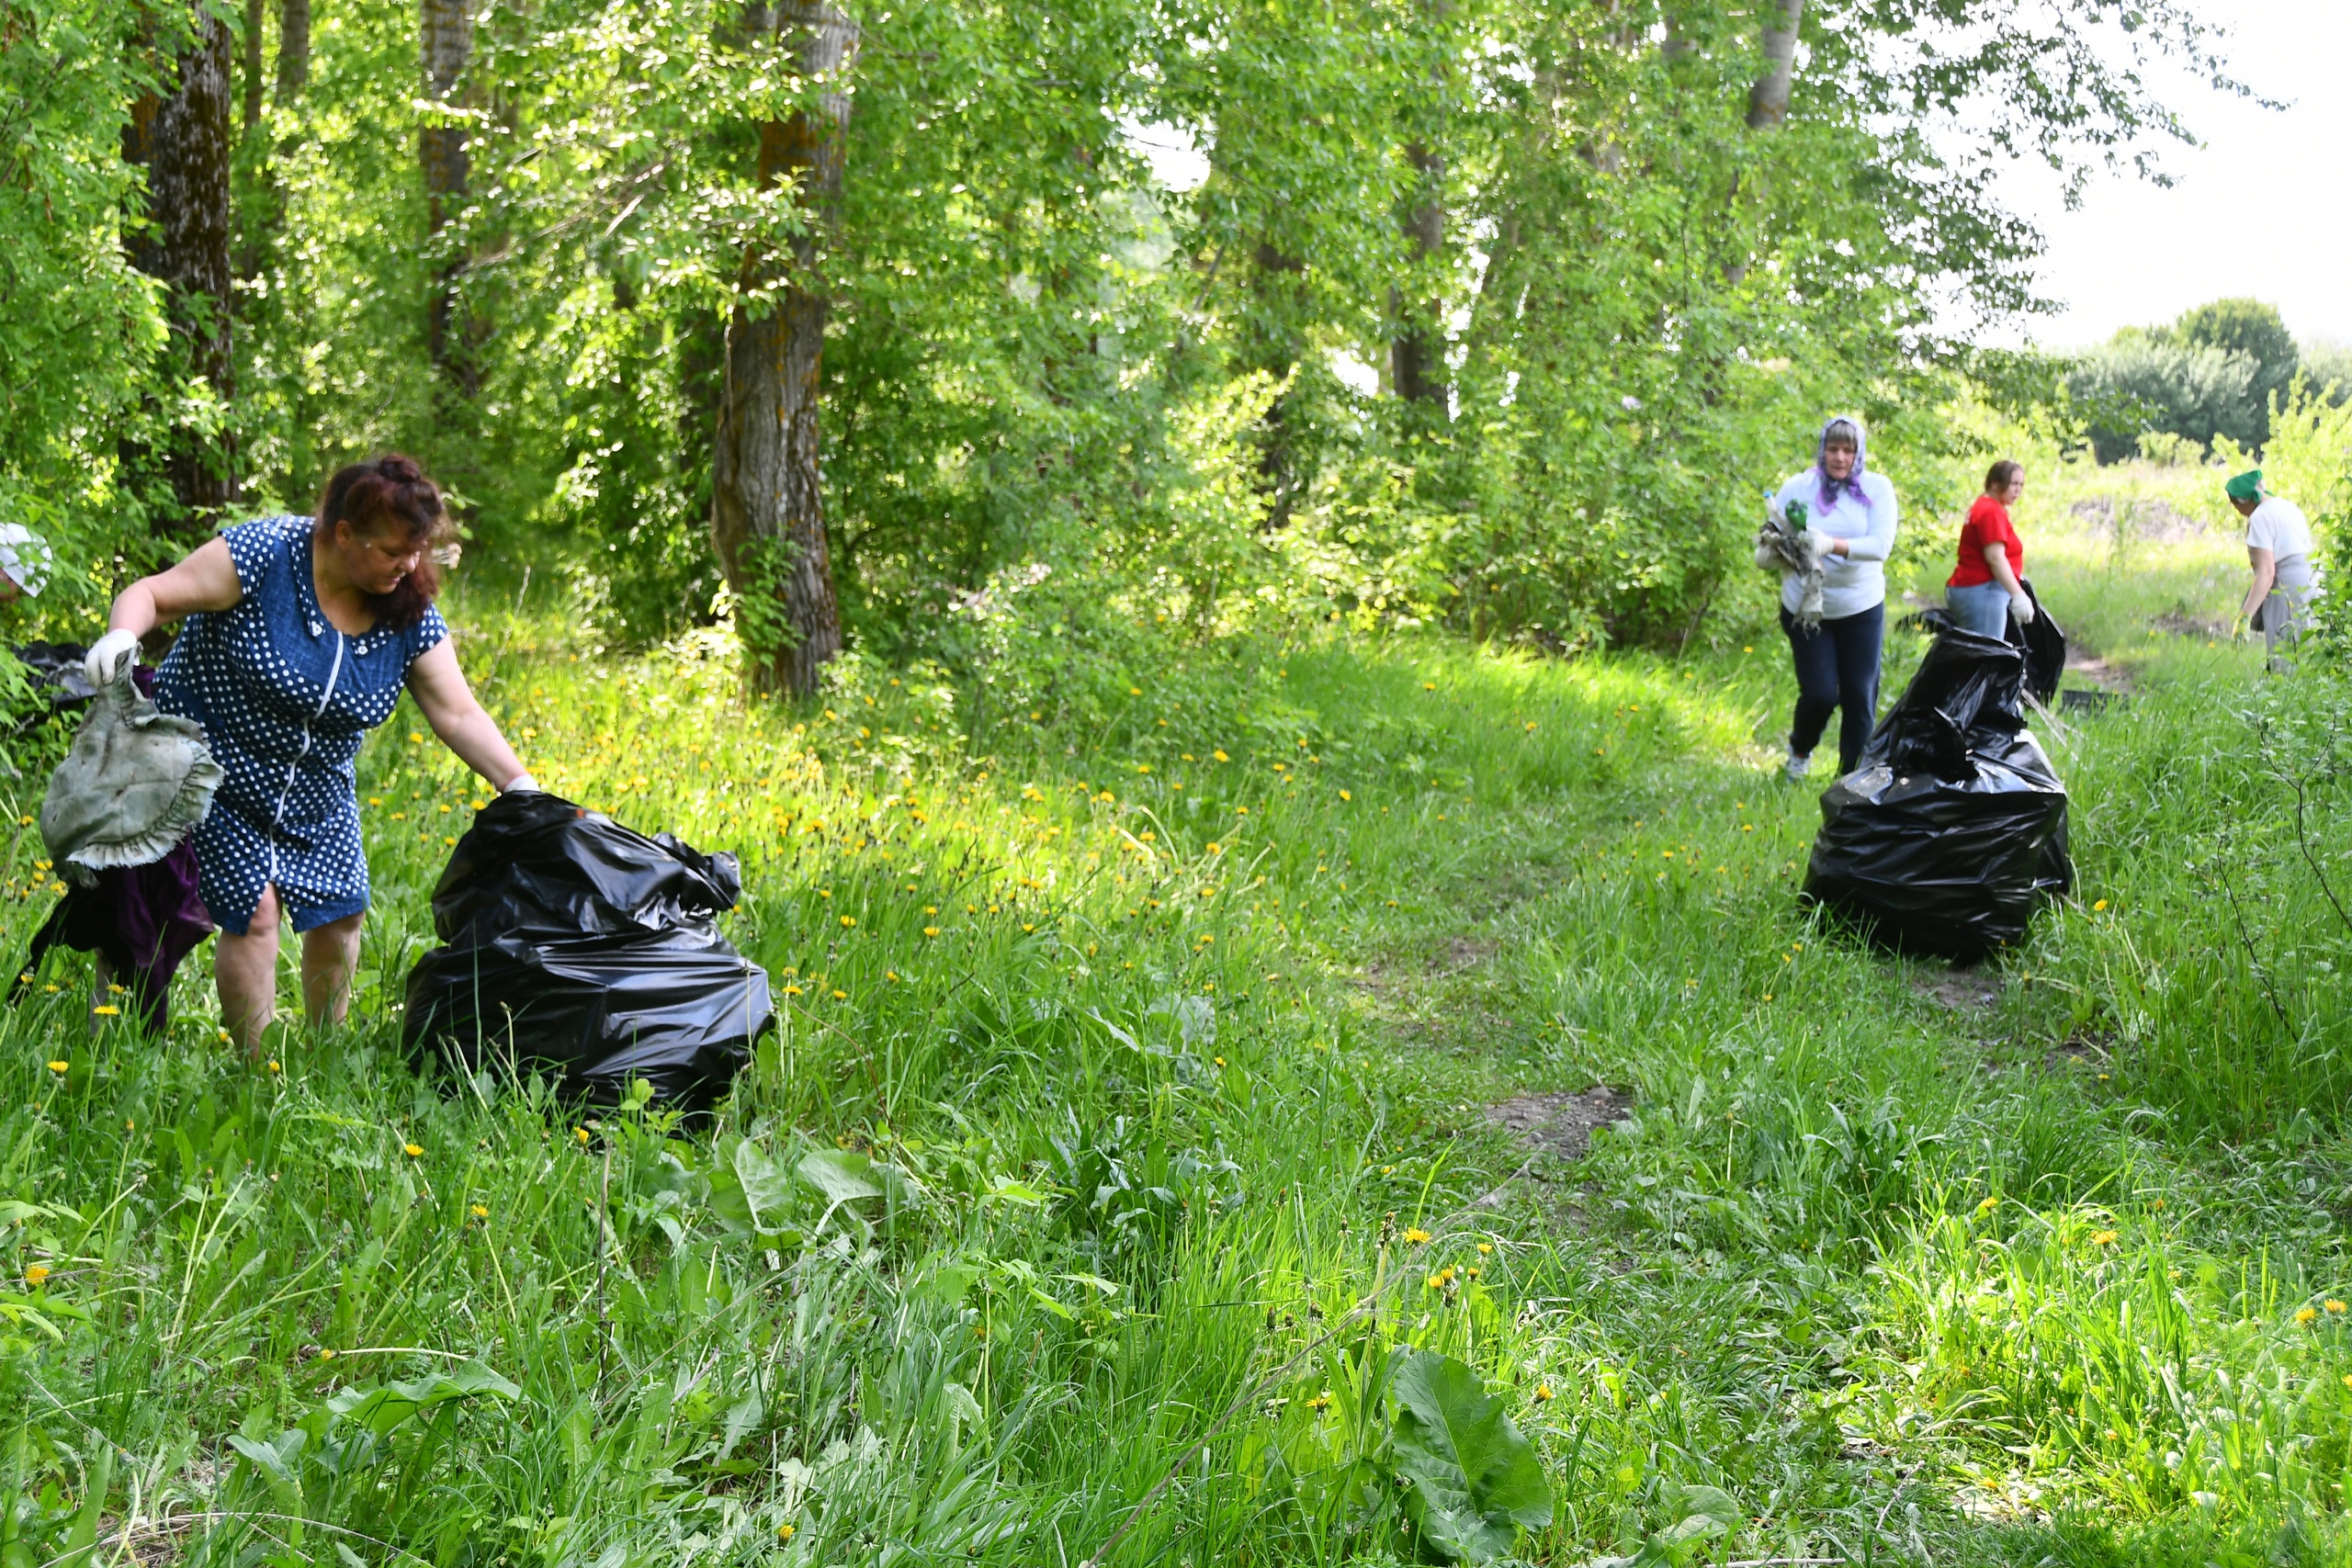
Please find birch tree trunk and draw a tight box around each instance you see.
[1746,0,1804,130]
[241,0,265,133]
[123,3,238,536]
[711,1,856,697]
[421,0,476,392]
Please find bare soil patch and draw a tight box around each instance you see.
[2064,653,2132,694]
[1485,1085,1634,1163]
[2154,609,2230,640]
[1432,935,1498,974]
[1913,969,2003,1012]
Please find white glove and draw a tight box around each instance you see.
[2008,589,2036,626]
[84,629,141,688]
[501,773,540,794]
[1753,534,1781,571]
[1803,531,1838,566]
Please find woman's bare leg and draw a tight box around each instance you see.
[216,885,283,1056]
[300,911,365,1028]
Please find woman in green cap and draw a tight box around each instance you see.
[2226,469,2317,662]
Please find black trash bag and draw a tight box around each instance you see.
[2008,578,2066,705]
[403,791,771,1116]
[1803,628,2072,964]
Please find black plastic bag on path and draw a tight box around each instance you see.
[1803,627,2071,964]
[402,791,771,1117]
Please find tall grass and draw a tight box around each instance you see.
[6,514,2352,1564]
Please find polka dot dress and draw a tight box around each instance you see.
[155,517,448,936]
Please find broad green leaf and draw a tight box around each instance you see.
[797,1147,885,1206]
[1387,1348,1553,1563]
[325,1362,522,1440]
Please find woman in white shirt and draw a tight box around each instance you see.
[1766,415,1900,780]
[2225,468,2317,663]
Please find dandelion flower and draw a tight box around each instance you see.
[268,1060,282,1073]
[1423,682,1436,691]
[92,1005,119,1017]
[2093,898,2109,911]
[840,915,856,928]
[2299,1306,2321,1325]
[1213,750,1229,762]
[46,1060,67,1074]
[1404,1226,1431,1244]
[24,1265,50,1287]
[783,984,804,995]
[576,1127,592,1144]
[923,926,941,937]
[1340,790,1351,801]
[2091,1230,2119,1246]
[831,989,847,1000]
[403,1143,424,1157]
[1533,1384,1553,1403]
[471,1203,489,1218]
[1477,1242,1493,1255]
[1975,1196,1998,1215]
[778,1524,796,1540]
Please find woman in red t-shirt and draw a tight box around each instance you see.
[1945,459,2031,638]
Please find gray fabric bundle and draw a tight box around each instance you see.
[40,677,222,883]
[1755,499,1829,627]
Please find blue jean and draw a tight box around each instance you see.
[1945,580,2011,638]
[1781,602,1884,775]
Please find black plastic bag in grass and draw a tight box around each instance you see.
[1803,628,2071,964]
[402,791,771,1117]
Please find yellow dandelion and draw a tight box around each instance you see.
[92,1005,119,1017]
[1532,1384,1553,1403]
[2299,1306,2321,1325]
[403,1143,424,1157]
[1339,790,1351,801]
[1213,750,1229,762]
[1975,1196,1998,1215]
[831,989,847,1000]
[2093,898,2109,911]
[470,1203,489,1218]
[783,984,804,995]
[777,1524,797,1541]
[575,1127,592,1144]
[923,926,941,937]
[268,1060,282,1073]
[45,1059,67,1074]
[24,1264,50,1287]
[1404,1226,1431,1243]
[1477,1242,1493,1254]
[840,915,856,928]
[2091,1230,2119,1246]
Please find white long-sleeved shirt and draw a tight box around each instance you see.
[1771,468,1899,621]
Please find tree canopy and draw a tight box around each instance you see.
[0,0,2245,672]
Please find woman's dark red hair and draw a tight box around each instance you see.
[312,454,455,628]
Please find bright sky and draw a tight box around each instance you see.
[1985,0,2352,351]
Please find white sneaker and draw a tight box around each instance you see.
[1781,749,1812,782]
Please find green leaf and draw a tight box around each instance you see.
[324,1362,521,1440]
[797,1147,884,1206]
[1387,1348,1553,1564]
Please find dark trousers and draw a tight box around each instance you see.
[1781,601,1884,775]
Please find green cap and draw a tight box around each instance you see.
[2225,468,2263,502]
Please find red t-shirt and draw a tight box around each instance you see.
[1949,495,2022,588]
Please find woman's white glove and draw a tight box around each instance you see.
[1802,531,1838,566]
[84,629,141,688]
[501,773,540,795]
[1753,533,1781,571]
[2008,588,2036,626]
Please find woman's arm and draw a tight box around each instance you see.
[2240,546,2277,621]
[406,639,530,791]
[108,536,243,635]
[1984,543,2022,595]
[1833,480,1899,563]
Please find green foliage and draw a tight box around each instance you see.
[2070,299,2308,464]
[1390,1348,1555,1562]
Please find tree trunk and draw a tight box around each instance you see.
[421,0,476,392]
[712,1,856,697]
[1746,0,1804,130]
[276,0,308,97]
[241,0,265,132]
[1389,141,1447,409]
[123,4,238,536]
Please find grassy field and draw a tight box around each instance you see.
[6,491,2352,1567]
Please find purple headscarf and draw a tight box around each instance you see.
[1812,415,1868,512]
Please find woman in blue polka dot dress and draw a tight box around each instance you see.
[86,456,535,1055]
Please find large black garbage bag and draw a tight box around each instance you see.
[2009,579,2066,705]
[403,792,771,1115]
[1803,628,2072,963]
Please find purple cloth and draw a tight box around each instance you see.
[8,664,214,1033]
